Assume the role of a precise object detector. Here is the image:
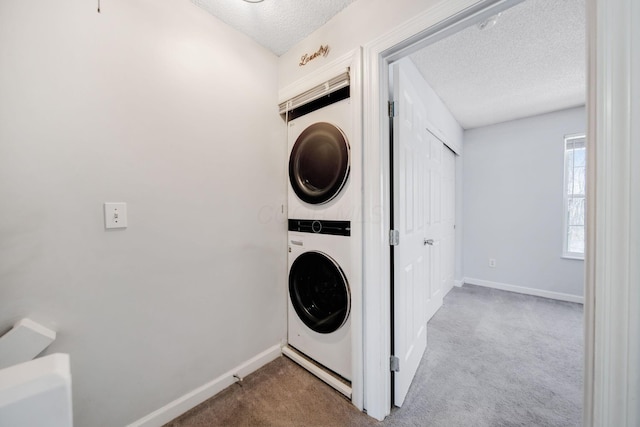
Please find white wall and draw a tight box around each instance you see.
[278,0,445,91]
[462,106,585,299]
[0,1,286,426]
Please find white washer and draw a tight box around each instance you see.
[287,220,352,381]
[287,98,353,221]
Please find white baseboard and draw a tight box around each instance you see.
[127,344,282,427]
[453,280,464,288]
[463,277,584,304]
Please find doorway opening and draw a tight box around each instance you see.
[367,0,587,419]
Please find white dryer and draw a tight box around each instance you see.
[287,98,353,221]
[286,219,352,382]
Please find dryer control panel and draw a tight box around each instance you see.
[288,219,350,236]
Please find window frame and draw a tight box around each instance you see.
[562,133,586,260]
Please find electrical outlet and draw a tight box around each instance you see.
[489,258,496,268]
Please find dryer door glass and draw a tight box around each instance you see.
[289,122,350,204]
[289,251,350,334]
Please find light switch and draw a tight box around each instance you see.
[104,202,127,229]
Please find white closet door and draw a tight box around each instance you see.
[440,146,456,297]
[424,130,443,322]
[392,61,430,407]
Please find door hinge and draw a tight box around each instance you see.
[388,101,397,118]
[389,229,400,246]
[390,355,400,372]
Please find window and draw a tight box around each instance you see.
[563,134,586,258]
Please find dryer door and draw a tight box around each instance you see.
[289,251,350,334]
[289,122,350,205]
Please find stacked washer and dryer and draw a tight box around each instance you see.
[283,84,355,398]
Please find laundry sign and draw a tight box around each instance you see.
[299,45,330,67]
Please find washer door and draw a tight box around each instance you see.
[289,251,350,334]
[289,122,350,205]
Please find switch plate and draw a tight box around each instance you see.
[104,203,127,229]
[489,258,496,268]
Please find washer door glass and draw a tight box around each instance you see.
[289,251,350,334]
[289,122,350,205]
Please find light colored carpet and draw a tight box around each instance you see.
[388,284,583,427]
[165,284,583,426]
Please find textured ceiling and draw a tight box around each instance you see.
[191,0,585,130]
[409,0,585,129]
[190,0,356,56]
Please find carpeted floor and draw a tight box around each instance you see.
[165,284,583,427]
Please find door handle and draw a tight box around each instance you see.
[424,239,434,246]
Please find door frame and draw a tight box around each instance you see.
[361,0,525,419]
[361,0,639,424]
